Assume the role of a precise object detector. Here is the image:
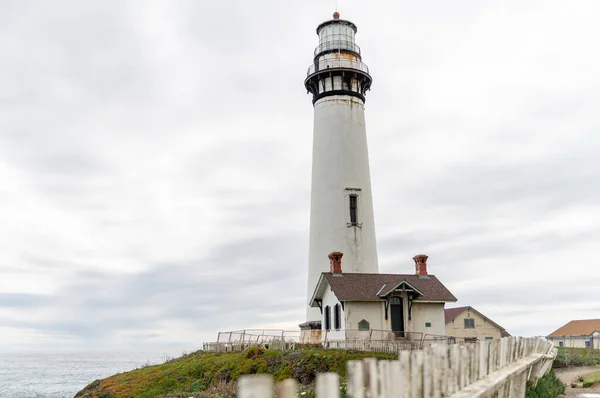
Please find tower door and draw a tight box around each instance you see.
[390,297,404,338]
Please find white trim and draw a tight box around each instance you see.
[378,280,425,297]
[326,299,453,303]
[414,300,449,304]
[309,274,328,307]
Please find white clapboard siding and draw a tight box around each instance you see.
[237,337,556,398]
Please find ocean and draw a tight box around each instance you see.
[0,349,185,398]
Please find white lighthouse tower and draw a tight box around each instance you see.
[304,12,379,322]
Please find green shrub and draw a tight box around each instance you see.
[525,371,565,398]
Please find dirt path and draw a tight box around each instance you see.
[555,367,600,397]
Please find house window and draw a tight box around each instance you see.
[425,322,432,328]
[485,337,493,341]
[324,306,331,331]
[349,195,358,224]
[465,338,477,343]
[448,337,456,344]
[358,319,370,331]
[586,340,591,348]
[559,341,564,347]
[464,318,475,329]
[334,304,341,330]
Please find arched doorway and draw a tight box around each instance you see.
[390,296,404,338]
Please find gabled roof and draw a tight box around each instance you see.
[445,306,469,324]
[378,280,424,297]
[548,319,600,337]
[310,272,457,305]
[444,306,507,333]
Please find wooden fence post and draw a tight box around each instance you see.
[509,370,527,397]
[459,345,469,389]
[422,346,433,398]
[431,343,447,398]
[347,360,364,398]
[410,350,424,398]
[378,360,395,398]
[317,372,340,398]
[496,339,508,397]
[238,374,273,398]
[447,344,460,395]
[276,378,298,398]
[363,358,378,398]
[398,350,411,398]
[478,340,488,380]
[469,342,478,386]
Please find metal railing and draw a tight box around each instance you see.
[216,329,303,344]
[422,333,481,346]
[314,40,361,56]
[306,59,370,77]
[204,329,481,353]
[325,328,424,343]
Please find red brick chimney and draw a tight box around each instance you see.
[413,254,429,276]
[329,252,343,274]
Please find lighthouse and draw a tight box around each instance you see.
[304,12,379,322]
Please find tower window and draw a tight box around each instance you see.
[349,195,358,224]
[342,76,351,91]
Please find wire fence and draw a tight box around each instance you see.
[203,329,484,354]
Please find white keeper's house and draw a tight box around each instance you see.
[306,252,457,343]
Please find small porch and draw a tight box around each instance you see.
[377,279,426,340]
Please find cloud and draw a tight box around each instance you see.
[1,0,600,350]
[0,293,48,308]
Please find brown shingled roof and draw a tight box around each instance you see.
[321,273,457,302]
[548,319,600,337]
[444,306,469,323]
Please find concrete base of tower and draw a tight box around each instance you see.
[299,321,322,344]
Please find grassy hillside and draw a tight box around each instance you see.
[553,347,600,368]
[75,347,397,398]
[76,345,572,398]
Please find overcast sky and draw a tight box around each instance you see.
[1,0,600,351]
